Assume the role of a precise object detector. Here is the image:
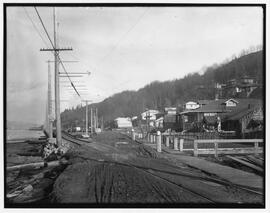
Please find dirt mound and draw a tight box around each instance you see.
[52,160,208,203]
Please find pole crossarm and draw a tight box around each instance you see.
[41,47,73,51]
[59,75,83,77]
[59,72,91,75]
[47,60,78,63]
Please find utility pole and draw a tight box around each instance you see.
[82,100,92,137]
[47,60,53,139]
[40,8,72,146]
[96,108,98,129]
[101,116,104,131]
[90,108,93,134]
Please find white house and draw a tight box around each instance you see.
[185,101,200,110]
[114,117,132,128]
[223,99,239,107]
[141,110,160,120]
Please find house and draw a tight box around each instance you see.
[185,101,200,110]
[180,99,227,131]
[221,99,263,138]
[141,110,160,121]
[179,98,263,136]
[221,76,260,98]
[114,117,132,128]
[164,107,177,115]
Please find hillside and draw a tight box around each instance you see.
[61,50,263,128]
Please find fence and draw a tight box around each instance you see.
[124,129,263,157]
[193,139,263,157]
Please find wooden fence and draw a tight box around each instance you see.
[124,130,263,157]
[193,139,263,157]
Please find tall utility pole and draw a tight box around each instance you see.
[93,109,96,132]
[40,8,72,146]
[96,108,98,129]
[90,108,93,134]
[82,100,92,136]
[54,8,61,146]
[47,60,53,139]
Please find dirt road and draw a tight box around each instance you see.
[53,131,263,204]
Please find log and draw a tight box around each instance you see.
[7,159,69,172]
[246,155,263,167]
[226,155,263,173]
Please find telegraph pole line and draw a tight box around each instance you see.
[40,8,72,146]
[82,100,92,137]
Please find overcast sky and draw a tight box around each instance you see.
[6,6,263,124]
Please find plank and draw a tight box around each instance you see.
[197,147,263,155]
[195,139,263,144]
[226,155,263,173]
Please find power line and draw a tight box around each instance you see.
[99,8,149,63]
[23,7,50,48]
[34,7,82,98]
[34,7,55,49]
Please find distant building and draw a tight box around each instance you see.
[154,114,164,128]
[164,107,177,115]
[141,110,160,121]
[114,117,132,128]
[219,76,260,99]
[185,101,200,110]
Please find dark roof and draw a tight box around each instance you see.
[180,98,262,118]
[180,99,228,114]
[197,100,211,105]
[220,99,262,121]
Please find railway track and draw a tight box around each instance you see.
[60,131,262,203]
[61,131,92,146]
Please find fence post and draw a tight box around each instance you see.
[214,142,218,158]
[131,129,135,141]
[179,138,184,152]
[166,136,170,147]
[254,141,259,156]
[156,131,162,152]
[174,136,178,150]
[147,133,150,142]
[194,140,198,157]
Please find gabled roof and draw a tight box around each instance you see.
[220,99,262,121]
[224,98,239,104]
[197,100,211,105]
[180,98,262,116]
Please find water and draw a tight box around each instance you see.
[6,129,45,142]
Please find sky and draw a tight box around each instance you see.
[6,6,263,124]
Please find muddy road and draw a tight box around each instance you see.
[52,131,263,204]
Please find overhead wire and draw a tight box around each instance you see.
[34,6,82,99]
[23,7,50,48]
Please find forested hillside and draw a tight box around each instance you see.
[61,50,263,127]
